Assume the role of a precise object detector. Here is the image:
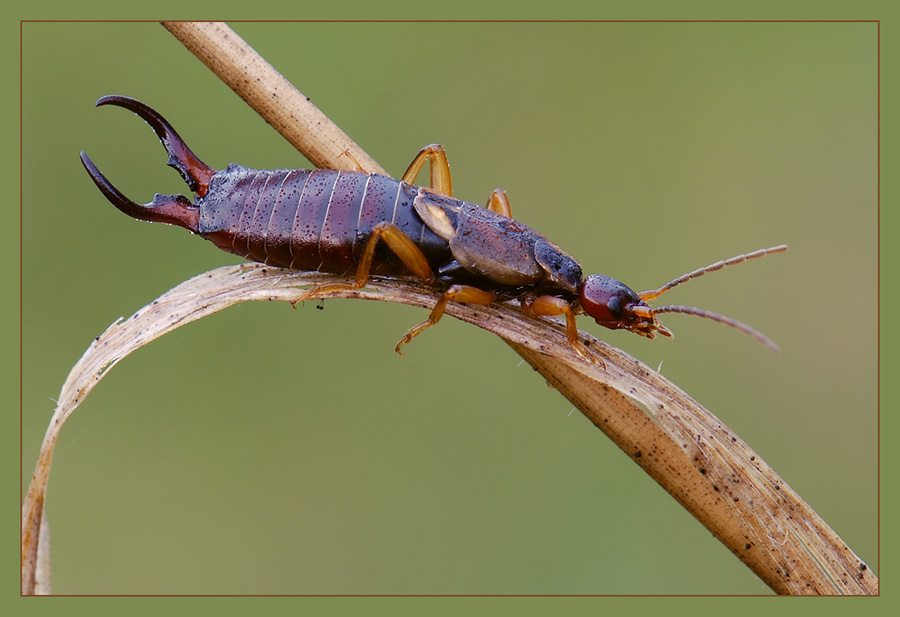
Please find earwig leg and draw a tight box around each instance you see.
[521,295,598,363]
[395,285,495,355]
[293,223,494,356]
[486,188,512,217]
[338,149,366,172]
[356,222,435,285]
[403,145,511,216]
[401,144,453,196]
[293,222,434,303]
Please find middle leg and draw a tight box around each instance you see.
[395,284,495,355]
[292,221,435,304]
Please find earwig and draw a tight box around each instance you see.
[81,95,787,360]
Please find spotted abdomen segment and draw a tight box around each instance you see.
[198,165,449,274]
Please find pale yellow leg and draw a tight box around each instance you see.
[395,284,495,355]
[400,144,453,196]
[486,188,512,217]
[521,294,598,363]
[292,222,435,305]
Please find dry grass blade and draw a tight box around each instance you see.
[21,21,876,595]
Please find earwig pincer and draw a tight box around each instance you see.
[81,95,787,359]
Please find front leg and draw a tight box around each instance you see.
[520,294,597,363]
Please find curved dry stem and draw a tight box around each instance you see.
[22,21,876,596]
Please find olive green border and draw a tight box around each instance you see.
[6,1,892,615]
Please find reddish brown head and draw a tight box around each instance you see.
[578,274,672,339]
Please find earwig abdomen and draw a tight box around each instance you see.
[198,165,450,275]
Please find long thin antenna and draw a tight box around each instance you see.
[649,305,781,353]
[639,245,788,302]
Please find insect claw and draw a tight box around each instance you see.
[393,339,408,356]
[394,319,432,356]
[94,95,217,197]
[80,151,199,231]
[570,339,605,368]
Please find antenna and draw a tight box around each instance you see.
[636,245,788,352]
[639,245,788,302]
[649,305,780,352]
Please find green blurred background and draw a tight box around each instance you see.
[21,22,877,594]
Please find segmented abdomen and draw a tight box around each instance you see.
[197,165,450,274]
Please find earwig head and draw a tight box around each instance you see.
[578,245,788,352]
[578,275,673,340]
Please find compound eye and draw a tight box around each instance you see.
[606,295,623,320]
